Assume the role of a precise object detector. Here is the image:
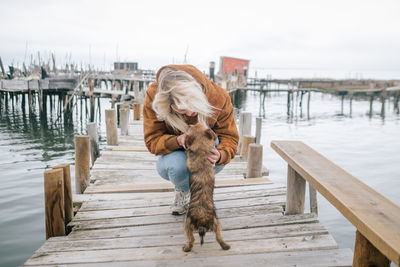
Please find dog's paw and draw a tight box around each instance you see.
[221,243,230,250]
[182,245,192,252]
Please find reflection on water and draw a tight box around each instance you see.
[0,90,399,266]
[0,93,106,267]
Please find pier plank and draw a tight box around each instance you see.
[68,205,284,230]
[72,182,286,205]
[1,80,28,91]
[77,188,286,211]
[72,195,285,222]
[84,177,271,193]
[39,223,328,252]
[66,213,318,240]
[62,249,353,267]
[25,234,338,265]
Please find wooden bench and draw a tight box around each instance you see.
[271,140,400,266]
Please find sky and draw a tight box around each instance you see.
[1,0,399,79]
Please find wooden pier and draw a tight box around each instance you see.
[21,111,358,266]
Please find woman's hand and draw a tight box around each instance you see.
[177,134,187,149]
[208,148,221,166]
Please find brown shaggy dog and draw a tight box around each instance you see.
[182,123,230,252]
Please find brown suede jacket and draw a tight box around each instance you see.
[143,64,239,166]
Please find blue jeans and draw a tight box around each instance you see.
[156,139,224,192]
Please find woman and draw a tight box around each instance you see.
[143,64,239,215]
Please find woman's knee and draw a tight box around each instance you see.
[156,151,189,189]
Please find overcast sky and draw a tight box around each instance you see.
[1,0,399,78]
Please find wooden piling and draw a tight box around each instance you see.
[44,168,65,239]
[28,90,33,114]
[353,230,390,267]
[21,93,26,113]
[238,111,252,153]
[285,165,305,215]
[120,108,130,136]
[52,164,73,230]
[105,109,118,145]
[87,122,100,166]
[255,117,262,144]
[307,91,311,119]
[133,103,141,120]
[88,78,95,122]
[0,56,5,76]
[240,135,255,159]
[246,144,263,178]
[349,94,353,117]
[75,135,90,194]
[309,184,318,214]
[369,95,374,117]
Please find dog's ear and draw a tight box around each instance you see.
[185,134,194,148]
[204,129,217,141]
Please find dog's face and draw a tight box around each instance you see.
[185,124,216,152]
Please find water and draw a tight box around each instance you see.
[0,90,399,266]
[0,94,107,267]
[239,90,400,259]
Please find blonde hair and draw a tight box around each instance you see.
[152,68,214,133]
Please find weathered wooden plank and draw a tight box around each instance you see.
[40,223,328,252]
[271,140,400,265]
[48,79,76,89]
[58,248,353,267]
[73,183,286,203]
[110,147,148,152]
[84,177,271,194]
[24,234,337,265]
[91,171,264,185]
[73,195,285,221]
[69,205,283,230]
[78,188,286,211]
[66,213,317,240]
[1,80,28,91]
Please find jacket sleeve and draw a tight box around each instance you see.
[143,84,181,155]
[213,92,239,166]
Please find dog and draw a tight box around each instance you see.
[182,123,230,252]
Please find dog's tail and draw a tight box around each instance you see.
[199,226,206,245]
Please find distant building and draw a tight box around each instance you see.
[114,62,138,71]
[219,56,249,76]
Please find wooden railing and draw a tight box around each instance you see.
[271,141,400,266]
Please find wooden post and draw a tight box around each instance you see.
[105,109,118,145]
[255,117,262,144]
[75,135,90,194]
[87,122,100,166]
[309,184,318,214]
[238,111,252,154]
[88,78,95,122]
[134,80,140,99]
[369,95,373,117]
[28,90,33,114]
[133,103,141,120]
[52,164,73,230]
[44,168,65,239]
[246,144,263,178]
[353,230,390,267]
[307,91,311,119]
[0,56,5,76]
[240,135,255,159]
[285,165,306,215]
[120,108,130,136]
